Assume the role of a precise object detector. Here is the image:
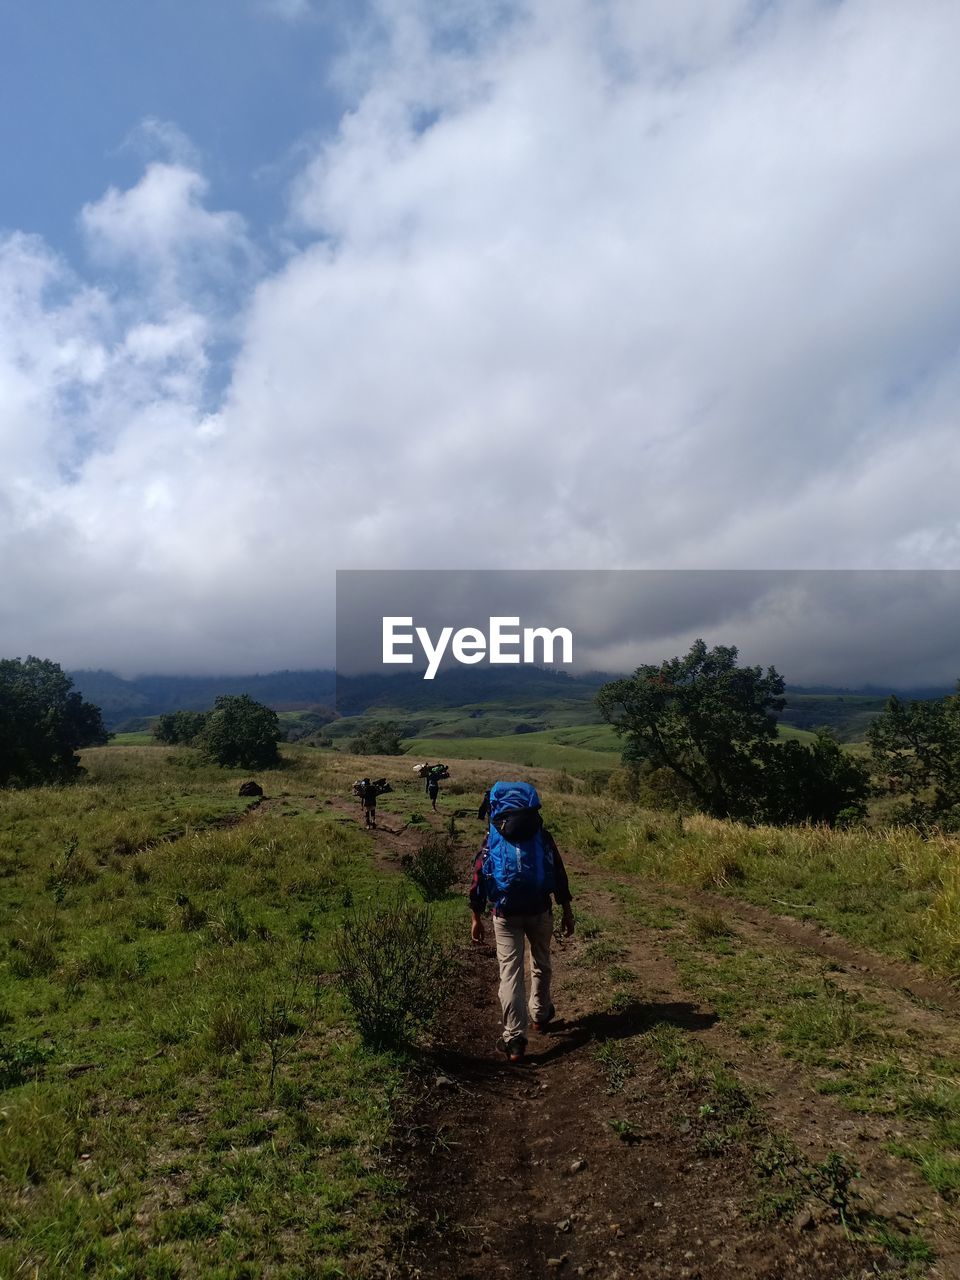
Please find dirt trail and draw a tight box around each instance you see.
[327,806,952,1279]
[278,789,958,1277]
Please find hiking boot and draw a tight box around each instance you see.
[497,1036,527,1063]
[530,1005,556,1033]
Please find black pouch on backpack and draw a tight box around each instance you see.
[493,807,543,842]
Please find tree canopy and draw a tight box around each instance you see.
[153,710,208,746]
[0,656,109,787]
[597,639,868,826]
[198,694,282,770]
[868,687,960,829]
[350,720,405,756]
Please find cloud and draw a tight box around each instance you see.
[120,118,202,169]
[335,569,960,688]
[80,162,256,307]
[4,2,960,675]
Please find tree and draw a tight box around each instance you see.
[759,729,868,827]
[199,695,282,769]
[0,656,109,787]
[153,710,208,745]
[597,640,785,820]
[868,687,960,828]
[597,640,868,826]
[350,720,405,756]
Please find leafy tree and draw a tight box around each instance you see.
[759,729,868,827]
[350,720,405,756]
[154,710,208,745]
[0,656,109,786]
[868,687,960,828]
[199,695,282,769]
[597,640,785,820]
[597,640,868,826]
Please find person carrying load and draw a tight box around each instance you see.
[424,762,448,811]
[352,776,392,829]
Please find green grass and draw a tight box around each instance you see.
[406,731,621,772]
[0,746,459,1277]
[662,918,960,1205]
[538,795,960,978]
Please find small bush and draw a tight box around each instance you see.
[208,1004,250,1054]
[350,719,405,755]
[592,1040,635,1093]
[580,769,613,796]
[0,1036,51,1089]
[8,919,60,978]
[402,834,457,901]
[210,900,250,944]
[690,909,734,941]
[553,770,575,794]
[335,897,449,1048]
[607,767,641,803]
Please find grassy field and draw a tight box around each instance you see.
[540,796,960,978]
[406,720,816,773]
[0,747,462,1278]
[4,742,960,1275]
[330,701,829,747]
[406,729,621,772]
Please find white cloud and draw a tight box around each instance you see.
[80,163,256,309]
[4,2,960,675]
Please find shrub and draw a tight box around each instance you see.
[0,1035,51,1089]
[638,765,699,813]
[199,695,282,769]
[8,919,59,978]
[208,1003,250,1054]
[350,720,405,755]
[402,834,458,901]
[581,769,613,795]
[335,898,448,1048]
[607,767,641,803]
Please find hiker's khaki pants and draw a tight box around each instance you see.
[492,909,554,1044]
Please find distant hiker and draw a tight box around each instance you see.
[425,769,441,811]
[469,781,575,1062]
[423,763,448,812]
[352,777,391,829]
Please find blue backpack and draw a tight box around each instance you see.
[483,781,555,915]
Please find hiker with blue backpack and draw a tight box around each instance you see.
[469,781,575,1062]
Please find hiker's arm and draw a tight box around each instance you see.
[468,846,487,942]
[548,837,576,935]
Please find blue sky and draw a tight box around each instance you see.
[1,0,347,254]
[2,0,960,677]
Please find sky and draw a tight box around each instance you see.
[337,570,960,689]
[2,0,960,679]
